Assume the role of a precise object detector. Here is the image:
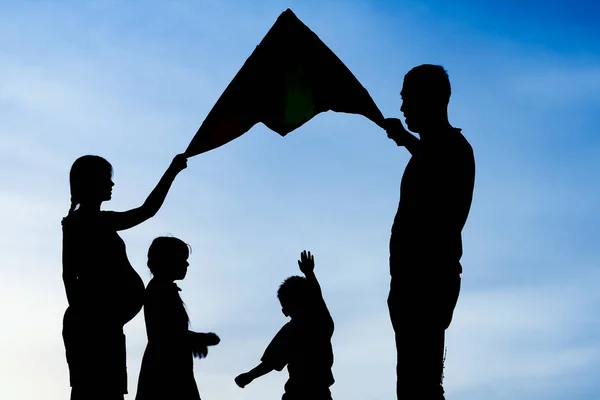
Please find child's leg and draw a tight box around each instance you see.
[281,388,332,400]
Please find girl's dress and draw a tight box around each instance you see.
[135,278,201,400]
[62,210,145,396]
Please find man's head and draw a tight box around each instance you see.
[277,276,310,318]
[400,64,451,134]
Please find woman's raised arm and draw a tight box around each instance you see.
[105,154,188,231]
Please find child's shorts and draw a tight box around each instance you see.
[282,388,332,400]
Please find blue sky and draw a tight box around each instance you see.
[1,1,599,399]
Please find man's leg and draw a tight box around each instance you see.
[389,276,429,399]
[390,324,444,399]
[436,272,461,398]
[422,272,461,399]
[388,273,461,400]
[388,276,402,397]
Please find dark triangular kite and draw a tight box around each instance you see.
[185,8,385,157]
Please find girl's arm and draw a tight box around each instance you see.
[189,332,221,345]
[105,154,187,231]
[188,331,220,359]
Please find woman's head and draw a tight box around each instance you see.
[69,155,114,212]
[147,236,191,280]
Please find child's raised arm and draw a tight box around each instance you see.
[298,250,334,333]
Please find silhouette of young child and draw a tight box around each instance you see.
[135,236,220,400]
[235,250,335,400]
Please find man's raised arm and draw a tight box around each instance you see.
[383,118,420,155]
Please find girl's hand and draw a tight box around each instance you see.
[190,332,209,359]
[191,345,208,359]
[204,332,221,346]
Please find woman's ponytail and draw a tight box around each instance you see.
[68,197,78,216]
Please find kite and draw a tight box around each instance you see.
[185,8,385,157]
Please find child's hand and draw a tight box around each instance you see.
[191,344,208,359]
[298,250,315,274]
[190,332,220,359]
[204,332,221,346]
[235,373,253,388]
[190,332,209,359]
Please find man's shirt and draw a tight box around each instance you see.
[390,128,475,276]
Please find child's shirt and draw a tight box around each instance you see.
[136,279,200,400]
[145,280,188,333]
[260,299,334,394]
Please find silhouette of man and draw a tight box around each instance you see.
[383,64,475,399]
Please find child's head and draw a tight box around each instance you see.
[147,236,191,281]
[277,276,309,318]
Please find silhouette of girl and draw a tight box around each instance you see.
[135,236,220,400]
[61,154,187,400]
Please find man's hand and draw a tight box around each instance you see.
[298,250,315,275]
[383,118,411,147]
[235,373,253,388]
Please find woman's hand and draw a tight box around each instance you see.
[167,153,188,175]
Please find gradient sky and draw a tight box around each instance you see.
[1,1,599,399]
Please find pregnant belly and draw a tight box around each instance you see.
[116,266,145,325]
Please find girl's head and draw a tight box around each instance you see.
[147,236,191,281]
[69,155,114,213]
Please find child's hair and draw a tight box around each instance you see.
[147,236,191,276]
[68,155,113,215]
[277,276,309,310]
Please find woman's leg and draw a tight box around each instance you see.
[70,387,124,400]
